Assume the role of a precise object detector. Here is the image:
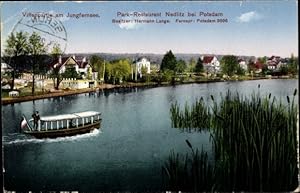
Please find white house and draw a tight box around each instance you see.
[238,59,248,71]
[135,57,151,77]
[201,56,220,73]
[267,56,282,71]
[48,55,95,89]
[49,55,91,78]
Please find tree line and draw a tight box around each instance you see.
[3,31,298,93]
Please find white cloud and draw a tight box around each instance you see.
[118,12,144,30]
[236,11,262,23]
[119,21,140,30]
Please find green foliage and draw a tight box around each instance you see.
[221,55,238,76]
[161,69,173,82]
[28,32,47,56]
[161,50,177,72]
[195,57,204,73]
[51,43,62,57]
[262,64,270,75]
[175,59,187,73]
[279,65,289,75]
[4,31,29,90]
[106,59,131,84]
[27,32,48,94]
[50,67,62,90]
[188,58,196,72]
[168,89,298,191]
[163,146,214,191]
[288,54,298,75]
[62,67,80,79]
[4,31,29,57]
[90,55,105,80]
[236,66,245,75]
[248,60,256,73]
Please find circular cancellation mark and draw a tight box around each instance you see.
[11,13,68,53]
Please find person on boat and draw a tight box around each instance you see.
[32,111,40,130]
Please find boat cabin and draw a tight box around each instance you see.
[28,111,101,131]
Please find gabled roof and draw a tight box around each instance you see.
[268,55,281,61]
[78,61,89,68]
[48,56,72,69]
[49,56,90,69]
[238,59,245,63]
[202,56,215,64]
[134,57,150,63]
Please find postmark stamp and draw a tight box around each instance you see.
[11,12,68,53]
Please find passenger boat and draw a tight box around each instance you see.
[20,111,102,139]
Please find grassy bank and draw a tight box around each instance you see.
[166,87,298,192]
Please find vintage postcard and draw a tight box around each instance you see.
[1,1,299,192]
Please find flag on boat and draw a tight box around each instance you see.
[21,118,27,129]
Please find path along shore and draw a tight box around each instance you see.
[1,83,149,105]
[1,77,295,105]
[1,80,217,105]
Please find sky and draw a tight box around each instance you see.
[0,1,298,58]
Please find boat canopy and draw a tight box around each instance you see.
[38,111,101,122]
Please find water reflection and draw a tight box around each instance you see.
[2,79,298,191]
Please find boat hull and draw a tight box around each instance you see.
[23,121,101,139]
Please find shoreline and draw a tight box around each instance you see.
[1,77,296,105]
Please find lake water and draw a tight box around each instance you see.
[2,79,298,191]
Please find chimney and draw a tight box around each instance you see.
[59,55,62,64]
[83,57,86,63]
[73,55,76,60]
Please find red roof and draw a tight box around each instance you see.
[255,61,263,69]
[202,56,215,64]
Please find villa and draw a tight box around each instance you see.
[267,56,282,71]
[48,55,91,77]
[134,57,151,77]
[47,55,97,89]
[238,59,248,71]
[201,55,220,73]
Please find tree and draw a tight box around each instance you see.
[141,66,151,82]
[106,59,131,84]
[62,67,80,79]
[248,59,256,73]
[27,32,48,94]
[188,58,196,72]
[236,66,245,75]
[175,59,187,73]
[288,53,298,75]
[195,57,204,73]
[221,55,238,76]
[51,43,62,59]
[257,56,267,65]
[160,50,177,72]
[90,55,105,81]
[4,31,29,90]
[50,43,63,90]
[161,69,173,82]
[279,65,288,75]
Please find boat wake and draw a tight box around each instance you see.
[3,129,102,145]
